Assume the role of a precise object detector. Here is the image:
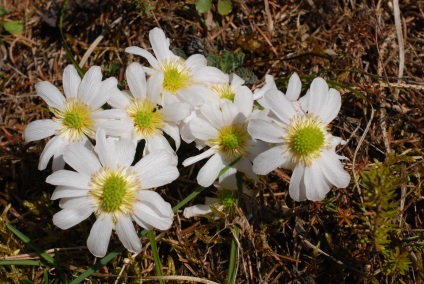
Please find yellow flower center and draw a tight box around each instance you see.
[89,166,141,222]
[285,114,329,166]
[161,60,191,93]
[126,99,165,138]
[52,98,95,141]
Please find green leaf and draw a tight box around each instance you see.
[218,0,232,15]
[195,0,212,13]
[5,224,56,266]
[0,6,7,17]
[3,20,24,35]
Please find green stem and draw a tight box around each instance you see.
[59,0,85,77]
[147,230,165,284]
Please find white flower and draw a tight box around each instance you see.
[248,77,351,202]
[182,92,265,187]
[46,129,178,257]
[23,65,133,171]
[179,73,253,144]
[108,62,190,155]
[125,28,227,107]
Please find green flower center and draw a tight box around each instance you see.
[63,112,84,128]
[127,99,164,138]
[218,190,238,208]
[162,60,191,93]
[285,114,328,166]
[89,166,142,222]
[134,111,153,128]
[222,133,241,150]
[291,126,324,155]
[52,98,95,142]
[101,175,127,213]
[211,124,249,160]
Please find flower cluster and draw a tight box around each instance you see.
[24,27,350,256]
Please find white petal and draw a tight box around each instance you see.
[252,146,289,175]
[162,103,191,122]
[63,143,101,176]
[78,66,102,106]
[193,66,228,83]
[59,196,90,209]
[136,190,173,216]
[35,82,65,111]
[62,65,81,99]
[182,147,216,167]
[87,215,113,257]
[189,117,219,141]
[177,86,207,106]
[289,165,307,202]
[234,86,253,118]
[133,150,179,189]
[144,134,173,153]
[200,103,224,129]
[183,204,212,218]
[286,72,302,101]
[125,46,159,69]
[52,199,93,229]
[116,215,142,253]
[91,109,129,120]
[51,185,89,200]
[253,74,277,101]
[230,73,245,88]
[38,135,68,170]
[133,190,173,230]
[197,153,225,187]
[89,77,118,110]
[217,167,237,190]
[304,164,330,201]
[319,150,351,188]
[185,54,207,70]
[52,154,66,172]
[147,72,164,105]
[264,89,297,125]
[248,119,285,143]
[162,124,181,150]
[150,28,172,62]
[108,89,131,109]
[320,88,341,123]
[306,77,328,115]
[95,129,135,168]
[126,62,147,100]
[46,170,91,189]
[236,158,258,181]
[23,120,58,142]
[94,119,134,139]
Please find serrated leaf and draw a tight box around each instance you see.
[3,20,24,35]
[218,0,232,15]
[195,0,212,13]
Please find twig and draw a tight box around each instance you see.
[393,0,405,99]
[352,106,375,203]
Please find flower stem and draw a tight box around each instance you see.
[147,230,165,284]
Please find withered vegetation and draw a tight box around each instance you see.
[1,0,424,283]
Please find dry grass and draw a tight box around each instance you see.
[1,0,424,283]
